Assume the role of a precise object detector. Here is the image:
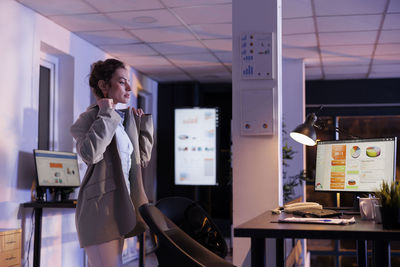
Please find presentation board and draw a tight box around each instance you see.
[175,108,217,185]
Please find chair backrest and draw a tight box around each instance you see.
[156,196,228,258]
[139,203,235,267]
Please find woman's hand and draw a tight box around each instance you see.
[97,98,114,109]
[132,107,144,117]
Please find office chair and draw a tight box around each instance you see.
[139,203,235,267]
[156,196,228,258]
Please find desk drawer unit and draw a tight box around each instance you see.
[0,229,21,267]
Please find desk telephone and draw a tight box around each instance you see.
[283,202,322,212]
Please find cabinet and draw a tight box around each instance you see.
[0,229,21,267]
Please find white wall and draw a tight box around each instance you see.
[232,0,282,266]
[282,59,305,201]
[0,1,157,266]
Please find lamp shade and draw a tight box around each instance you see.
[290,113,317,146]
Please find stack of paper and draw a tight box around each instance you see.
[279,217,356,225]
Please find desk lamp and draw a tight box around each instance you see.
[289,113,318,146]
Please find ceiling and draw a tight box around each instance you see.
[16,0,400,83]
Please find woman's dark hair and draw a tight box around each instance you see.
[89,58,126,98]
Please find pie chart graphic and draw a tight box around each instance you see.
[366,146,381,157]
[350,146,361,158]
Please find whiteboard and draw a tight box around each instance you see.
[175,108,217,185]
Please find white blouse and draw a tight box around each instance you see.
[115,119,133,194]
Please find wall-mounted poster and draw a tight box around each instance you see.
[175,108,217,185]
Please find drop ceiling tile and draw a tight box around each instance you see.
[76,30,140,45]
[388,1,400,12]
[304,58,321,67]
[99,43,157,57]
[85,0,163,12]
[49,13,121,31]
[325,73,368,80]
[373,55,400,65]
[283,18,314,35]
[319,31,376,46]
[322,56,370,66]
[314,0,386,16]
[17,0,96,15]
[166,53,219,66]
[305,66,322,76]
[282,0,312,19]
[106,9,182,29]
[369,72,400,79]
[190,23,232,39]
[375,44,400,55]
[150,40,208,54]
[214,52,232,64]
[283,34,317,47]
[184,64,227,75]
[320,45,374,57]
[191,72,232,82]
[124,56,173,67]
[202,39,232,52]
[172,4,232,25]
[379,30,400,43]
[162,0,231,8]
[130,26,195,43]
[306,74,323,80]
[317,15,381,32]
[324,65,369,75]
[383,14,400,30]
[371,63,400,73]
[283,47,319,59]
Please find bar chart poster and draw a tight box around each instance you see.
[175,108,217,185]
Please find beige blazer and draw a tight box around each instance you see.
[70,104,153,247]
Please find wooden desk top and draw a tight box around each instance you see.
[234,211,400,240]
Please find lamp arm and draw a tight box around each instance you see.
[334,126,360,140]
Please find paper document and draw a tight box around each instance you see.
[278,217,356,225]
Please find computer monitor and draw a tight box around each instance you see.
[33,149,81,188]
[315,137,397,193]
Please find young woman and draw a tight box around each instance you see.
[70,58,153,267]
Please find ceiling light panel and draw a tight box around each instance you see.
[190,23,232,39]
[162,0,231,8]
[99,43,158,57]
[85,0,163,12]
[320,45,374,57]
[76,30,140,45]
[150,40,208,54]
[317,15,381,32]
[314,0,386,16]
[319,31,376,46]
[107,9,182,29]
[48,13,122,31]
[382,14,400,30]
[172,4,232,25]
[282,0,312,19]
[283,18,314,35]
[283,34,317,47]
[130,26,195,43]
[17,0,96,15]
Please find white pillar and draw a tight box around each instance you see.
[232,0,282,266]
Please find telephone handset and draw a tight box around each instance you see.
[283,202,322,213]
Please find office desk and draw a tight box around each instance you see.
[234,211,400,267]
[22,201,76,267]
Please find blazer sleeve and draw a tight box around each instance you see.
[138,114,154,168]
[70,107,121,165]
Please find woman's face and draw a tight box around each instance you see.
[104,67,131,105]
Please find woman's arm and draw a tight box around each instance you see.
[70,106,121,165]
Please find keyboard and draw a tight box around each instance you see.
[292,208,342,218]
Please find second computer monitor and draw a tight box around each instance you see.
[315,137,397,193]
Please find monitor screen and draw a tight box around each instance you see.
[315,137,397,192]
[33,149,81,187]
[174,108,218,186]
